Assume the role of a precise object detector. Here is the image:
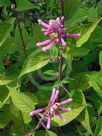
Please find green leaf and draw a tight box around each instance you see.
[0,86,10,107]
[19,51,50,77]
[69,73,90,91]
[10,89,34,113]
[0,106,11,128]
[76,18,102,47]
[77,108,93,135]
[16,0,39,11]
[86,71,102,94]
[71,46,90,57]
[68,8,88,28]
[35,130,57,136]
[99,51,102,69]
[35,83,52,103]
[64,0,78,18]
[0,0,10,7]
[94,117,102,136]
[0,75,13,85]
[10,101,24,125]
[0,22,13,47]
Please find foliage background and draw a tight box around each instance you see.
[0,0,102,136]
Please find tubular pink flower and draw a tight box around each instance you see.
[44,31,53,35]
[30,109,44,116]
[38,19,49,28]
[42,39,57,52]
[60,98,73,105]
[30,89,72,130]
[36,39,51,46]
[68,33,81,38]
[36,17,80,51]
[59,107,71,112]
[51,90,59,105]
[48,88,56,106]
[47,115,51,129]
[61,38,67,46]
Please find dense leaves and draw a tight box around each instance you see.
[0,0,102,136]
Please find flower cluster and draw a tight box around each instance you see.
[30,88,72,129]
[36,16,80,51]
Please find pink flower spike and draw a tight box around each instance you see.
[30,109,44,116]
[68,33,81,38]
[61,38,67,46]
[36,39,51,46]
[48,88,56,106]
[42,40,56,52]
[59,107,71,112]
[47,116,51,129]
[60,98,73,105]
[38,19,49,28]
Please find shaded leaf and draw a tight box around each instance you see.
[10,89,34,113]
[19,50,50,77]
[99,51,102,69]
[94,117,102,136]
[16,0,39,11]
[76,18,101,47]
[0,22,13,47]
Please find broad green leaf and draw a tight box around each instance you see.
[0,0,10,7]
[10,101,24,125]
[69,73,90,91]
[19,51,50,77]
[99,51,102,69]
[86,71,102,93]
[68,8,88,28]
[0,106,11,128]
[94,117,102,136]
[76,18,102,47]
[22,112,32,124]
[0,75,13,85]
[0,22,13,47]
[0,86,10,107]
[16,0,39,11]
[0,101,2,108]
[97,0,102,16]
[71,46,90,57]
[64,0,78,18]
[78,108,93,135]
[10,89,34,113]
[35,83,52,103]
[35,130,57,136]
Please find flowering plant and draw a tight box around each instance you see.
[36,17,80,51]
[0,0,101,136]
[30,88,72,129]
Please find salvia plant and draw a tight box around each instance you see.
[0,0,102,136]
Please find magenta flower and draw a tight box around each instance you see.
[30,88,72,129]
[36,17,80,51]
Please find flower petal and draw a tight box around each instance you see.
[30,109,44,116]
[60,98,73,105]
[38,19,49,28]
[36,39,51,46]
